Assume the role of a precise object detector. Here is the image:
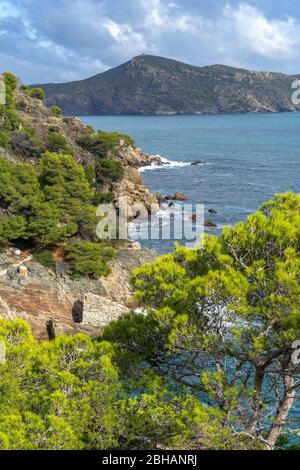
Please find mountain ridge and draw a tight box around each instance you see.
[34,54,300,116]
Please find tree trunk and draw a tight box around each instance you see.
[266,359,295,448]
[246,367,265,434]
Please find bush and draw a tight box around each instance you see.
[10,130,41,158]
[65,241,115,278]
[0,131,9,148]
[96,158,124,183]
[94,192,114,205]
[20,84,30,93]
[30,88,45,101]
[76,130,135,158]
[86,125,95,134]
[33,250,55,269]
[84,163,95,185]
[45,132,68,153]
[48,125,60,133]
[51,105,63,116]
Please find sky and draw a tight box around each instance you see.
[1,0,300,83]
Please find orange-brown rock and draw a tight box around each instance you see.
[0,248,156,341]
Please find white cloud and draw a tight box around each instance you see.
[141,0,196,33]
[104,18,148,52]
[224,3,299,59]
[2,0,300,82]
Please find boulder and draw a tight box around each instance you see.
[150,156,163,166]
[204,220,217,228]
[191,160,204,165]
[175,192,187,201]
[208,208,218,214]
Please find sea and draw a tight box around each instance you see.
[81,112,300,444]
[81,113,300,253]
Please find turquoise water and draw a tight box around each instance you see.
[81,113,300,253]
[81,113,300,443]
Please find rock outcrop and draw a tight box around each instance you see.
[0,248,156,340]
[113,143,161,212]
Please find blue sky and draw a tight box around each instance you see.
[1,0,300,83]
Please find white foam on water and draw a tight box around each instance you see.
[139,155,210,172]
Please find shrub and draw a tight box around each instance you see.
[3,72,17,92]
[48,125,60,133]
[65,241,115,278]
[30,87,45,101]
[0,131,9,148]
[20,84,30,93]
[94,192,114,205]
[96,158,124,182]
[10,130,41,158]
[45,132,68,153]
[51,105,63,116]
[84,163,95,185]
[86,125,95,134]
[16,99,27,111]
[0,73,20,131]
[76,130,135,158]
[33,250,55,269]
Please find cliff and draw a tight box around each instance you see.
[0,77,160,339]
[0,246,156,340]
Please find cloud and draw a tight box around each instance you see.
[224,3,299,59]
[0,0,300,83]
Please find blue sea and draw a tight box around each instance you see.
[81,113,300,253]
[81,113,300,443]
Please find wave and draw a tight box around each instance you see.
[139,155,210,172]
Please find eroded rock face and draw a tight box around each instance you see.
[0,248,156,340]
[82,294,130,328]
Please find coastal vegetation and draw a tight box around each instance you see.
[0,72,299,450]
[104,193,300,449]
[0,72,135,276]
[0,193,299,450]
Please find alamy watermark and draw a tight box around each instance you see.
[0,341,5,365]
[0,74,6,105]
[292,340,300,366]
[96,197,205,249]
[291,80,300,106]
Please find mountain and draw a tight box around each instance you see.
[35,55,300,116]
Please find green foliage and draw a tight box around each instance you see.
[33,249,55,269]
[0,320,120,450]
[86,124,95,134]
[51,105,63,116]
[2,72,17,92]
[29,87,45,101]
[94,191,114,205]
[20,84,30,93]
[96,158,124,183]
[104,193,300,449]
[84,163,95,185]
[45,132,68,153]
[0,319,262,450]
[65,241,115,278]
[76,130,135,158]
[0,130,9,148]
[0,215,27,246]
[0,152,96,247]
[0,72,20,131]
